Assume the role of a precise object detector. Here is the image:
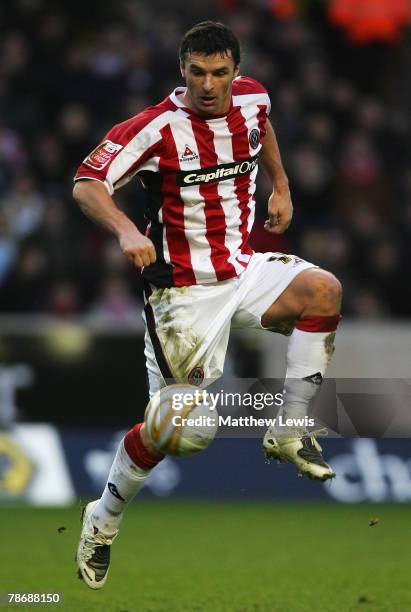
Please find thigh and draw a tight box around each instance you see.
[143,326,167,397]
[143,281,237,393]
[232,252,316,334]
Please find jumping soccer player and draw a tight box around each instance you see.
[73,21,342,588]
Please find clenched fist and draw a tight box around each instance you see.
[119,229,157,268]
[264,187,293,235]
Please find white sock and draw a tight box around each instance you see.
[91,438,151,533]
[277,328,337,433]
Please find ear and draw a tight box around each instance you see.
[233,64,240,79]
[180,63,186,80]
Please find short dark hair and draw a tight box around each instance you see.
[179,21,240,67]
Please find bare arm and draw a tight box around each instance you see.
[260,119,293,235]
[73,179,156,268]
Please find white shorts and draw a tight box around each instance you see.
[143,251,315,395]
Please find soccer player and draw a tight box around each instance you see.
[73,21,342,588]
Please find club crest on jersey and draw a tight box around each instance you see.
[179,144,199,162]
[84,140,123,170]
[249,128,260,149]
[176,155,259,186]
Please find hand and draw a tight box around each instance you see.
[119,229,157,268]
[264,187,293,235]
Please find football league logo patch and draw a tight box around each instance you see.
[249,128,260,149]
[84,140,123,170]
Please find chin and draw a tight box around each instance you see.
[201,105,219,115]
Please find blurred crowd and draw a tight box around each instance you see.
[1,0,410,320]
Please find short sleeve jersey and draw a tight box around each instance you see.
[74,76,271,287]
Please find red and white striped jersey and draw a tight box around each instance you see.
[74,76,271,287]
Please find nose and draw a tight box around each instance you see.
[202,74,214,93]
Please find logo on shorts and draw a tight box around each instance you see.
[303,372,323,386]
[249,128,260,149]
[292,256,305,267]
[268,254,293,264]
[188,366,204,386]
[84,140,123,170]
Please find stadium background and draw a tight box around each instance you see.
[1,1,411,610]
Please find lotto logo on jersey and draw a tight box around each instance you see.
[176,156,259,186]
[84,140,123,170]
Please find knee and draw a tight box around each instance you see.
[303,269,342,311]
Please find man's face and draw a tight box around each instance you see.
[180,51,239,117]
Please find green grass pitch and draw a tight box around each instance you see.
[0,501,409,612]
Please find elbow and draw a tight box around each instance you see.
[72,181,83,204]
[73,179,96,206]
[73,179,107,203]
